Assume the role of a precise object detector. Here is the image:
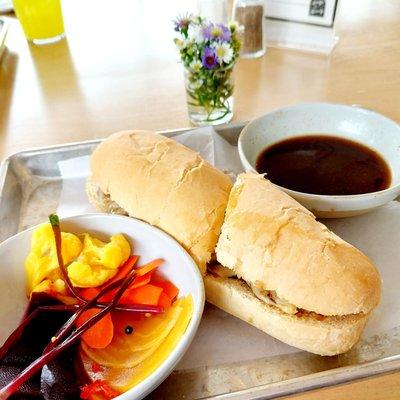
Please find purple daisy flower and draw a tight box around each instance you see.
[202,24,213,40]
[218,24,231,42]
[173,14,192,31]
[202,23,231,42]
[201,47,218,69]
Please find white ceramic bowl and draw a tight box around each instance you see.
[0,214,204,400]
[238,103,400,218]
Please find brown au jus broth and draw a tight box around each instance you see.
[255,135,391,196]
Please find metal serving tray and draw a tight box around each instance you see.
[1,122,400,399]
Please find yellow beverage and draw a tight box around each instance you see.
[13,0,65,43]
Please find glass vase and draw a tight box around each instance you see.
[184,65,234,126]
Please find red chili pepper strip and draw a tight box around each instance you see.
[49,214,86,303]
[152,280,179,301]
[91,362,103,373]
[103,255,139,286]
[158,292,172,308]
[120,284,163,306]
[135,258,164,277]
[43,272,138,354]
[80,380,120,400]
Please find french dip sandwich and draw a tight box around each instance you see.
[86,130,232,275]
[88,131,382,355]
[206,172,381,355]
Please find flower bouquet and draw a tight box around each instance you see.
[174,15,240,126]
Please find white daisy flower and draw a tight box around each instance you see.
[174,38,189,50]
[229,21,239,32]
[188,24,204,44]
[189,60,202,72]
[190,79,203,90]
[212,42,233,64]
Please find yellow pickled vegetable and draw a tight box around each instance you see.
[25,223,82,293]
[32,279,78,305]
[67,261,117,288]
[110,234,131,262]
[67,233,131,287]
[81,296,194,391]
[25,224,131,294]
[119,296,193,390]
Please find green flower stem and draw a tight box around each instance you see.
[205,107,231,122]
[174,16,240,124]
[185,66,233,122]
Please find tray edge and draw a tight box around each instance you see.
[1,122,398,399]
[205,354,400,399]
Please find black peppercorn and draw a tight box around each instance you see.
[125,325,133,335]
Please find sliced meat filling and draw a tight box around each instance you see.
[249,284,298,315]
[92,183,128,215]
[207,263,236,279]
[207,264,320,318]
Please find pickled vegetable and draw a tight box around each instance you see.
[82,296,193,392]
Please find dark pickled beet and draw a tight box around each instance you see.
[0,294,88,399]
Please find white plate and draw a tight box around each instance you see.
[0,213,205,400]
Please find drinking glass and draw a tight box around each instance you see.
[233,0,266,58]
[13,0,65,45]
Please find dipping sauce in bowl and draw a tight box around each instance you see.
[255,135,391,196]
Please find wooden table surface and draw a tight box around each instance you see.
[0,0,399,398]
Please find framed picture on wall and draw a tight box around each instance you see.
[265,0,339,27]
[264,0,339,54]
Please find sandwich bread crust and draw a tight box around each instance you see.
[205,274,368,356]
[88,130,232,274]
[216,173,382,316]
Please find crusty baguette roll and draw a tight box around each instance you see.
[216,172,381,316]
[87,130,232,274]
[206,172,382,355]
[205,275,369,356]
